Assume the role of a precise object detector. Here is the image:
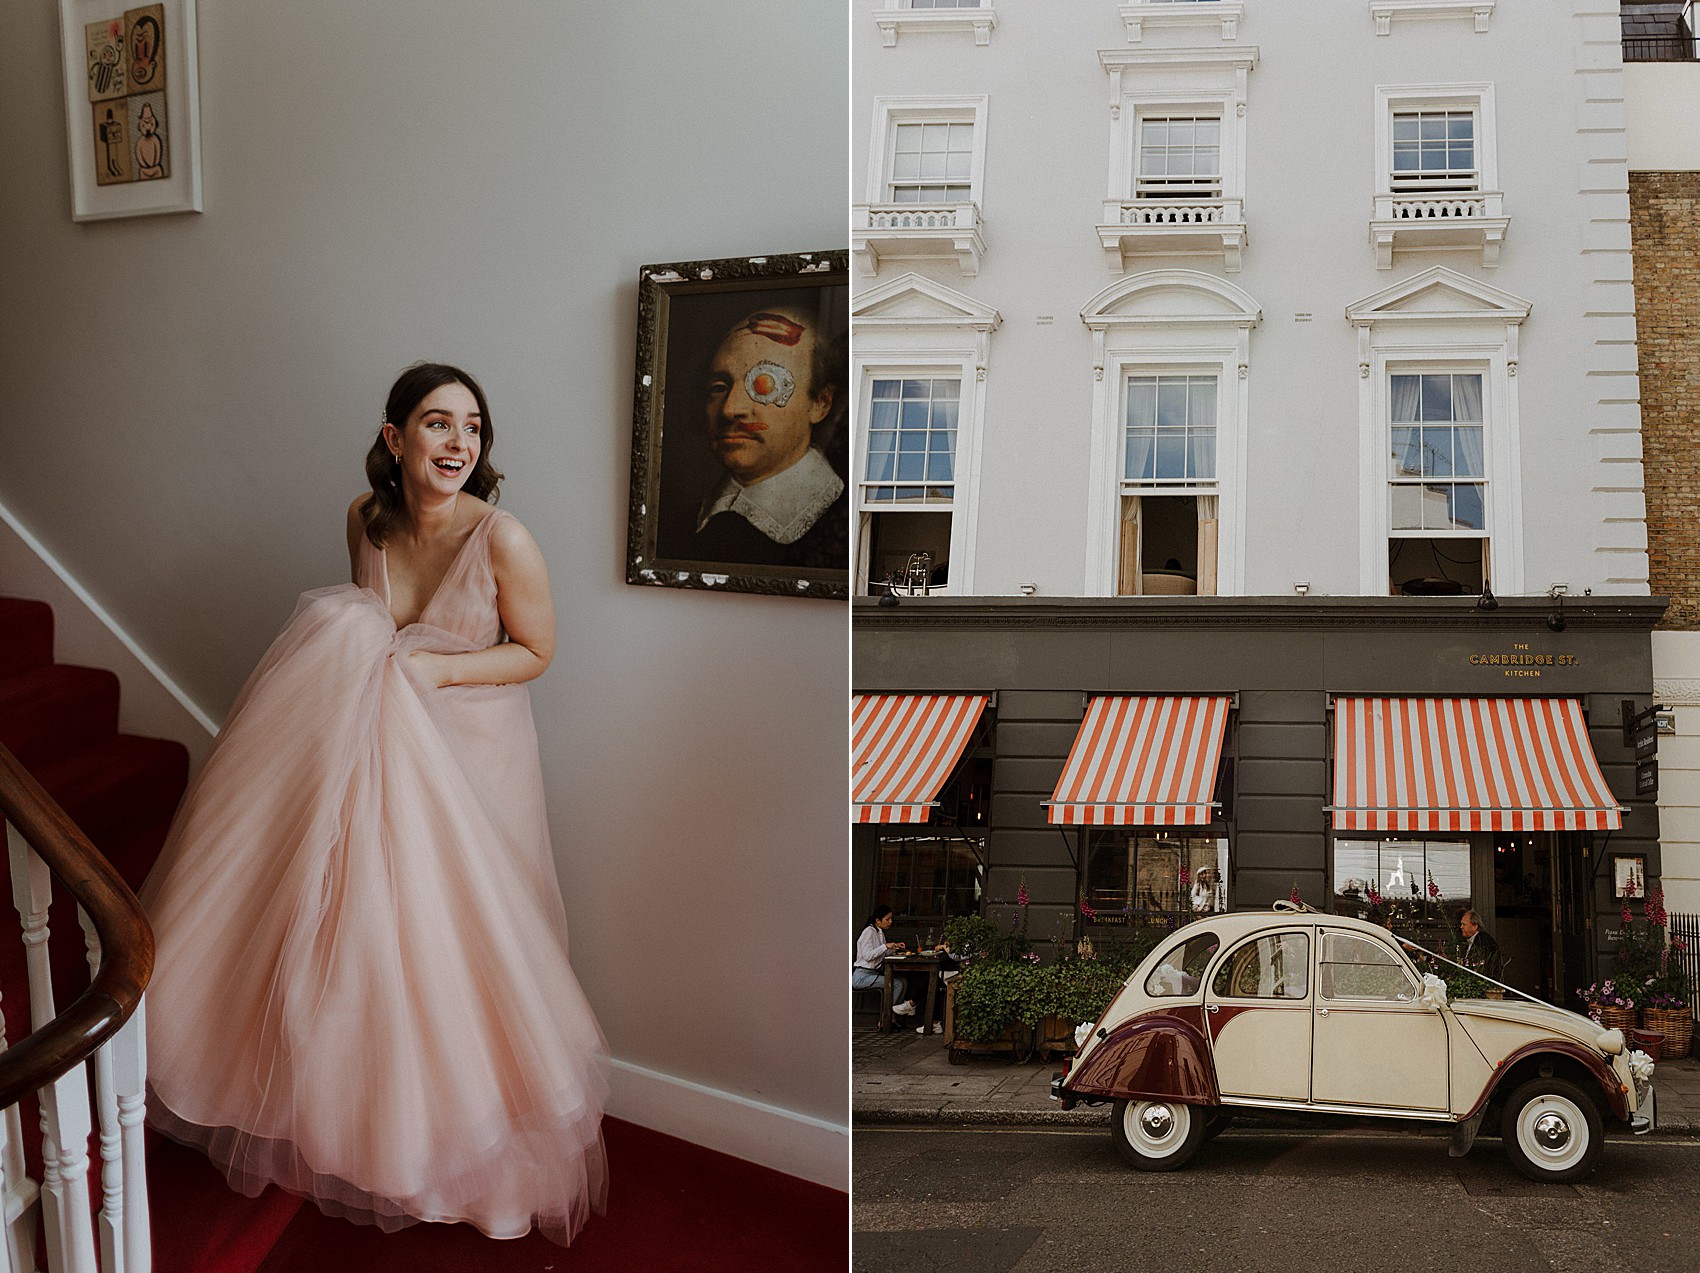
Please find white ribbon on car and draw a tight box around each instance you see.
[1075,1022,1096,1049]
[1418,972,1449,1011]
[1628,1049,1655,1086]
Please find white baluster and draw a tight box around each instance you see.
[108,1004,149,1273]
[78,910,122,1273]
[9,826,98,1273]
[0,826,38,1273]
[39,1068,97,1273]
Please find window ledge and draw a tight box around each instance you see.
[1121,1,1244,43]
[1369,191,1506,268]
[853,203,986,277]
[875,6,998,48]
[1370,1,1493,36]
[1098,197,1246,273]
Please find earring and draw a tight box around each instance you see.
[393,451,402,464]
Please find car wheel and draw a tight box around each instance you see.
[1203,1108,1234,1141]
[1110,1098,1206,1172]
[1501,1078,1603,1183]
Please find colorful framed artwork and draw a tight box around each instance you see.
[625,250,849,600]
[58,0,202,221]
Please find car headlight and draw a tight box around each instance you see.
[1596,1027,1624,1055]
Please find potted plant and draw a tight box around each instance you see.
[1578,979,1639,1034]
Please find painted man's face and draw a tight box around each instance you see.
[705,311,832,486]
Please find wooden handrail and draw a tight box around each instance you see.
[0,743,154,1108]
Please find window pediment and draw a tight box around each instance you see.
[1082,269,1262,327]
[853,272,1002,328]
[1345,266,1531,326]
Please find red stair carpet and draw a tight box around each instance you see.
[0,597,847,1271]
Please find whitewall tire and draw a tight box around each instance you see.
[1501,1078,1603,1183]
[1110,1098,1206,1172]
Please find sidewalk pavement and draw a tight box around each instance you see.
[853,1024,1700,1135]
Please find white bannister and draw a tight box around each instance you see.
[0,821,151,1273]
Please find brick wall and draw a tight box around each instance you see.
[1632,171,1700,628]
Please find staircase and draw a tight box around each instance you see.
[0,595,306,1273]
[0,596,849,1272]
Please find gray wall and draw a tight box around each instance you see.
[854,597,1662,974]
[0,1,848,1163]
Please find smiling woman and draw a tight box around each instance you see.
[138,362,611,1245]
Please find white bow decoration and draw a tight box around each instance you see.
[1419,972,1449,1011]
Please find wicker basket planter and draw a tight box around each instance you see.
[1592,1005,1638,1034]
[1642,1007,1693,1059]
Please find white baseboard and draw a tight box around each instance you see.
[607,1058,848,1192]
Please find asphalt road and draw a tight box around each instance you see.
[853,1126,1698,1273]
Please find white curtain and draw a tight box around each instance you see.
[1118,495,1142,595]
[1390,374,1423,423]
[1196,494,1219,596]
[1451,373,1484,423]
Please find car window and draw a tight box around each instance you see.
[1319,932,1417,1002]
[1144,931,1221,998]
[1211,932,1310,1000]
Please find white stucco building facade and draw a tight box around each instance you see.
[852,0,1647,602]
[851,1,1666,1009]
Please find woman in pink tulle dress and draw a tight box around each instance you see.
[140,363,609,1244]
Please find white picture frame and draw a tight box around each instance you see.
[58,0,202,221]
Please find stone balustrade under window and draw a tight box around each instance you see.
[1370,190,1508,269]
[852,202,985,276]
[1097,196,1245,273]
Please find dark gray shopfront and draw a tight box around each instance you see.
[852,595,1666,1007]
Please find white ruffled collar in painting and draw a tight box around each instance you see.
[695,447,843,544]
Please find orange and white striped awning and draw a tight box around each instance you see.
[1047,696,1232,826]
[1332,697,1623,833]
[852,694,989,824]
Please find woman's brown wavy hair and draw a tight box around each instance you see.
[359,363,504,549]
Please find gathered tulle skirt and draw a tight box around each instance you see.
[140,585,610,1243]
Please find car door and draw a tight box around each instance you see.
[1310,929,1449,1112]
[1204,928,1312,1102]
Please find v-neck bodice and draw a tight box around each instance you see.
[358,507,506,645]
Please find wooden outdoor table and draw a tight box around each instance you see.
[881,952,942,1032]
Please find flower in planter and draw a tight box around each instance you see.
[1289,882,1302,906]
[1017,877,1030,909]
[1079,897,1098,923]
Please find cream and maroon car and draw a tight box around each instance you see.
[1052,905,1655,1182]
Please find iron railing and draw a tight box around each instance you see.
[1670,911,1700,1024]
[1623,2,1698,61]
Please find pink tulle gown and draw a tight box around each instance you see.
[141,505,610,1244]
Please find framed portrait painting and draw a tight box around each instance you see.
[626,251,849,600]
[58,0,202,221]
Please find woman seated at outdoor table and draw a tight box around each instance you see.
[853,905,916,1019]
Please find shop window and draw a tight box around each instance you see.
[1083,830,1228,923]
[1212,932,1309,999]
[872,832,985,927]
[1333,837,1472,926]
